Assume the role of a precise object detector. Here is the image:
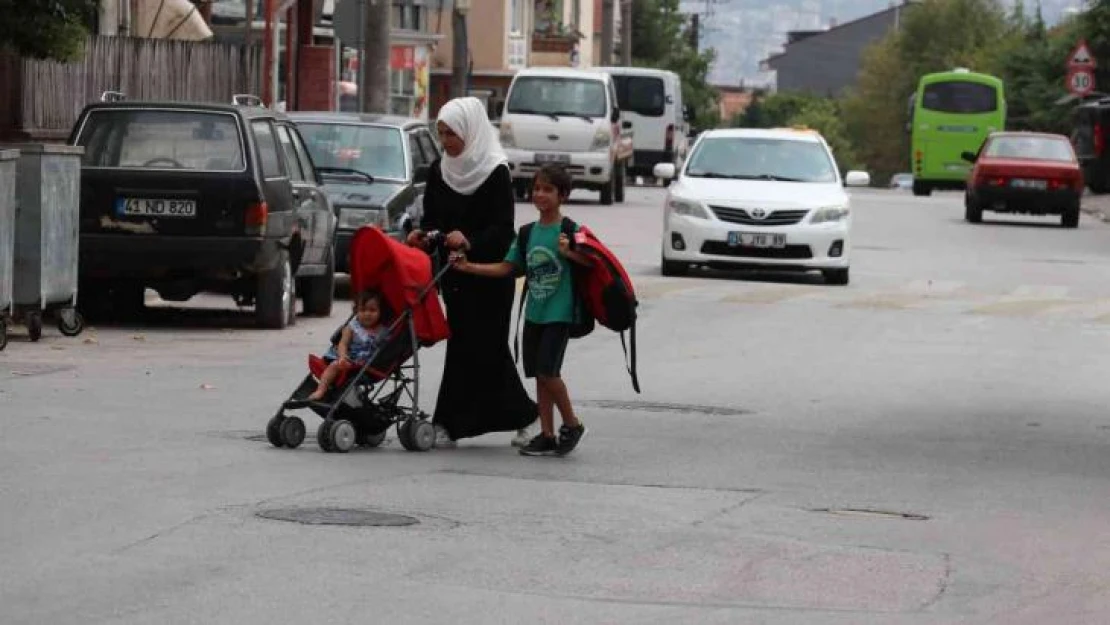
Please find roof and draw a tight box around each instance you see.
[79,100,285,120]
[988,130,1069,139]
[763,1,914,66]
[286,112,427,128]
[700,127,824,143]
[512,66,610,80]
[592,66,678,79]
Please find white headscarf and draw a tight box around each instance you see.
[436,97,508,196]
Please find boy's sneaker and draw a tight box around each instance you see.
[434,425,457,448]
[555,423,587,456]
[519,433,558,456]
[512,419,539,447]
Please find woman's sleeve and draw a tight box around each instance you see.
[467,165,516,260]
[419,160,444,232]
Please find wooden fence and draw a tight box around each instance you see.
[0,36,262,141]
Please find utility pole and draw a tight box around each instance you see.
[689,13,699,50]
[620,0,631,65]
[451,6,469,98]
[600,0,614,66]
[361,0,391,113]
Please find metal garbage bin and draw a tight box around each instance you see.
[0,149,17,350]
[6,143,86,342]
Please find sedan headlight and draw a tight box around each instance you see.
[591,128,611,151]
[499,121,515,148]
[667,197,711,220]
[338,207,388,231]
[810,205,850,224]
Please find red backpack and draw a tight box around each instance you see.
[514,217,640,393]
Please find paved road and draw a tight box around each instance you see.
[3,186,1110,624]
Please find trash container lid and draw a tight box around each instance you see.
[0,144,84,156]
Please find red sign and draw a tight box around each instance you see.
[1067,67,1095,97]
[391,46,415,70]
[1069,39,1096,69]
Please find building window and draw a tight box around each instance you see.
[392,2,425,31]
[534,0,563,35]
[510,0,524,34]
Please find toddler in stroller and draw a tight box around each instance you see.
[307,289,388,401]
[265,227,452,453]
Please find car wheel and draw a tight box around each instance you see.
[1062,203,1080,228]
[257,249,295,329]
[964,194,983,224]
[600,169,615,205]
[301,248,335,316]
[614,161,626,203]
[661,256,689,277]
[1087,172,1109,194]
[823,268,850,286]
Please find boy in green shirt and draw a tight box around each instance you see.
[453,164,589,457]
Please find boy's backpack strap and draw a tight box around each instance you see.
[621,323,640,393]
[560,216,578,247]
[512,222,535,364]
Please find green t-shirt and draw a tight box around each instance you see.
[505,220,577,324]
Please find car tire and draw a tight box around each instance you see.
[600,169,615,205]
[661,257,689,277]
[301,248,335,317]
[1062,203,1080,228]
[614,162,626,203]
[964,194,983,224]
[823,268,850,286]
[257,249,295,329]
[912,180,932,197]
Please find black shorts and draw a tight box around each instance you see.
[522,322,570,379]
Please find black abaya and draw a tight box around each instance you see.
[420,161,538,440]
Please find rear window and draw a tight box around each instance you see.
[613,75,665,117]
[984,135,1075,162]
[75,109,245,170]
[921,81,999,114]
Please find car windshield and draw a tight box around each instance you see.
[296,123,407,180]
[507,76,608,118]
[76,110,245,170]
[984,135,1075,162]
[685,136,838,183]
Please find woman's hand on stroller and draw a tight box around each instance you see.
[448,250,469,270]
[406,229,428,249]
[444,230,470,251]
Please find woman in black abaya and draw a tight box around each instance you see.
[407,97,538,447]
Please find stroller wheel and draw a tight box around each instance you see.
[279,416,306,449]
[358,429,388,448]
[317,420,336,452]
[330,420,356,453]
[266,415,286,448]
[400,419,435,452]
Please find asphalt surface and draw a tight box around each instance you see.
[4,185,1110,624]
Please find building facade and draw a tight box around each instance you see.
[763,2,912,96]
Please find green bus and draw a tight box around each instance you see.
[907,69,1006,196]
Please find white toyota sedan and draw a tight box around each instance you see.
[653,127,871,285]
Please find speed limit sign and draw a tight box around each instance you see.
[1068,68,1095,96]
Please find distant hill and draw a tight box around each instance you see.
[685,0,1083,87]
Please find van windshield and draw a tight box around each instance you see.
[507,77,608,118]
[613,75,665,117]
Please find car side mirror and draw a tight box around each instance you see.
[653,162,676,180]
[844,170,871,187]
[610,108,620,123]
[413,164,430,184]
[961,151,978,163]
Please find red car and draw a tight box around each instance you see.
[963,131,1084,228]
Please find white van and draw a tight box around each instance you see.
[595,67,690,183]
[498,67,632,205]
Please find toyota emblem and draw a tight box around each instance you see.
[750,208,768,219]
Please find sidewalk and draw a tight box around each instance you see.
[1082,190,1110,222]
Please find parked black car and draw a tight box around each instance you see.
[288,112,440,273]
[68,94,337,328]
[1072,97,1110,193]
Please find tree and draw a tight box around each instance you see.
[631,0,719,128]
[0,0,99,62]
[786,99,859,172]
[733,92,825,128]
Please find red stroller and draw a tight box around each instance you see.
[265,227,451,453]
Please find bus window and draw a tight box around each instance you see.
[921,82,998,114]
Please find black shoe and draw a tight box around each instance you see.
[519,433,558,456]
[555,423,587,456]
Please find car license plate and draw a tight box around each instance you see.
[535,153,570,164]
[1010,178,1047,190]
[728,232,786,248]
[116,198,197,217]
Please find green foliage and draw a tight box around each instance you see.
[733,92,826,128]
[0,0,98,62]
[631,0,719,128]
[785,99,860,172]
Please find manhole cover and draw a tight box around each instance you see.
[814,507,929,521]
[256,507,419,527]
[580,400,750,417]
